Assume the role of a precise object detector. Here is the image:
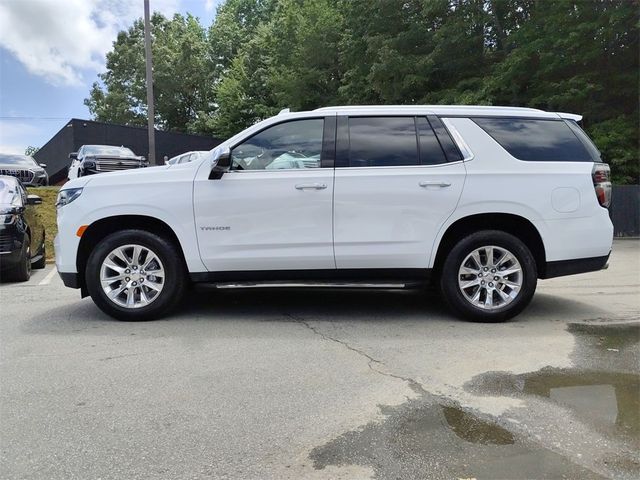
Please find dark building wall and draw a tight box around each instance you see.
[34,119,222,184]
[33,122,75,184]
[610,185,640,237]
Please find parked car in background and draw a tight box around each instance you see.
[67,145,147,180]
[0,176,46,281]
[165,151,208,165]
[0,154,48,186]
[55,105,613,322]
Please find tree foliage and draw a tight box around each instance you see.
[24,146,40,156]
[86,0,639,183]
[85,13,214,132]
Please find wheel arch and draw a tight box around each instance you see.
[76,215,188,295]
[432,213,547,280]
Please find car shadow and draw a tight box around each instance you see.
[20,284,615,340]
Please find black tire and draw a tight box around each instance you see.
[10,235,32,282]
[440,230,537,322]
[85,229,187,321]
[33,234,46,269]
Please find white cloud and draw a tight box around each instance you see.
[0,119,41,155]
[0,0,180,86]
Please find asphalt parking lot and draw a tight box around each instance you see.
[1,240,638,480]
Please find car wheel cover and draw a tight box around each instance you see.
[99,244,165,309]
[457,245,523,310]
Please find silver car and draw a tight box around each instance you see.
[0,154,48,187]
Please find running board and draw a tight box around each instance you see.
[213,281,411,289]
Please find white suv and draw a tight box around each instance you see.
[54,106,613,322]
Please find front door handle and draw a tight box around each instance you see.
[295,183,327,190]
[419,181,451,188]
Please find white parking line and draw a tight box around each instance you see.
[38,266,58,286]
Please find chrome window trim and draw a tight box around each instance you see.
[442,118,474,162]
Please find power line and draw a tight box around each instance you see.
[0,116,74,120]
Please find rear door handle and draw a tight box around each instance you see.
[419,181,451,188]
[295,183,327,190]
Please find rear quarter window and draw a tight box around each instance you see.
[473,118,598,162]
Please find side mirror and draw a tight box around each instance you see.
[27,195,42,205]
[39,163,47,168]
[209,147,231,180]
[69,152,78,160]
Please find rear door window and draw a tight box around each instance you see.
[473,118,597,162]
[348,117,419,167]
[416,117,448,165]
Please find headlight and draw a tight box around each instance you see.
[1,214,17,224]
[56,188,83,208]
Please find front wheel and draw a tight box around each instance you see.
[33,235,46,269]
[85,230,187,321]
[440,230,537,322]
[9,235,32,282]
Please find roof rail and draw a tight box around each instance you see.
[314,105,545,112]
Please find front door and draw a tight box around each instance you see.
[194,117,336,272]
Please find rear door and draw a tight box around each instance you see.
[333,115,466,269]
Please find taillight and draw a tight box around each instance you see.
[592,163,612,208]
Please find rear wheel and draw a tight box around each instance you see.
[85,230,187,321]
[440,230,537,322]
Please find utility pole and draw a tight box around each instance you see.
[143,0,156,165]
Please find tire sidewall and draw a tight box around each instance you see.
[441,230,537,322]
[85,230,186,321]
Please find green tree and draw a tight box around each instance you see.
[85,13,214,133]
[483,0,639,183]
[87,0,639,183]
[209,0,343,136]
[24,146,40,156]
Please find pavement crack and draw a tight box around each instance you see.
[98,351,155,361]
[285,313,426,395]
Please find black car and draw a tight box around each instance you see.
[68,145,147,179]
[0,153,49,186]
[0,176,46,281]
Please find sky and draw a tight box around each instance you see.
[0,0,221,155]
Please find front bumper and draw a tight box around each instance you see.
[0,225,26,269]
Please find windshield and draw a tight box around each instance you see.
[0,154,38,167]
[0,177,21,206]
[84,145,135,156]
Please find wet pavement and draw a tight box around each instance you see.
[1,240,639,479]
[311,322,639,480]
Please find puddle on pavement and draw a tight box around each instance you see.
[568,322,640,352]
[310,396,602,480]
[442,405,514,445]
[309,322,638,479]
[525,370,639,439]
[467,368,640,442]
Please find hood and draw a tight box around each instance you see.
[0,178,21,210]
[84,154,146,162]
[0,162,44,171]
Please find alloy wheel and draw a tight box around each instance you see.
[100,244,165,309]
[457,245,523,310]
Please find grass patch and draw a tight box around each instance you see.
[28,186,59,260]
